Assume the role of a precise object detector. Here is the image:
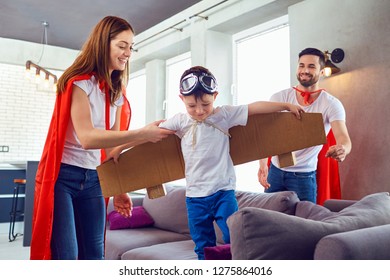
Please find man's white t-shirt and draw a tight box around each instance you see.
[270,88,346,172]
[61,75,124,170]
[160,105,248,197]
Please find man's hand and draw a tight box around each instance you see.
[325,144,347,162]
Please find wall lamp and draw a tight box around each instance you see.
[323,48,345,77]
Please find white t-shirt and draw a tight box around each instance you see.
[270,88,346,172]
[160,105,248,197]
[61,75,124,170]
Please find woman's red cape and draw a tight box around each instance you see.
[30,74,131,259]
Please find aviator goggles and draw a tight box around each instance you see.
[180,72,218,95]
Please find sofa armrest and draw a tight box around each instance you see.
[323,199,357,212]
[314,224,390,259]
[130,195,145,207]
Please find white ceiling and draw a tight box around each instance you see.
[0,0,203,50]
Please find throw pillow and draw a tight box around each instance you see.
[214,190,300,245]
[227,192,390,260]
[295,201,336,220]
[235,190,299,215]
[143,185,190,234]
[204,244,232,260]
[108,206,154,230]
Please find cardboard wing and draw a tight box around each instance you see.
[229,112,326,165]
[97,112,326,197]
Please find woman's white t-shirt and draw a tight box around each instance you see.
[61,75,123,170]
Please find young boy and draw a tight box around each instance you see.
[159,66,303,259]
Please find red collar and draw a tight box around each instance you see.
[293,86,324,105]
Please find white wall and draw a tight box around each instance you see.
[0,64,56,163]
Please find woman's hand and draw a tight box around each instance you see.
[105,146,126,163]
[141,120,175,143]
[258,159,271,189]
[113,193,133,217]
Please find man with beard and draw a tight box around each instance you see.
[258,47,352,203]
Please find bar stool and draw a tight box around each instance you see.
[9,178,26,242]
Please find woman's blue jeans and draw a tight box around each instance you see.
[265,163,317,203]
[50,163,105,260]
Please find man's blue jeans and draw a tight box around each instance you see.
[186,190,238,260]
[265,163,317,203]
[51,163,105,260]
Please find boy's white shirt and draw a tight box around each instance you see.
[160,105,248,197]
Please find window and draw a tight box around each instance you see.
[163,52,191,187]
[127,69,146,129]
[233,16,290,192]
[165,52,191,118]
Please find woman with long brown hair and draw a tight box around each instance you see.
[30,16,173,260]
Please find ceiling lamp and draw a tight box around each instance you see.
[25,21,58,90]
[26,60,57,87]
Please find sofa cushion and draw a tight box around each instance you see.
[105,227,191,260]
[204,244,232,260]
[214,190,300,245]
[143,185,190,234]
[121,240,197,260]
[107,206,154,230]
[295,201,336,220]
[227,192,390,260]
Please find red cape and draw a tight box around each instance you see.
[267,130,341,205]
[316,129,341,205]
[30,74,130,259]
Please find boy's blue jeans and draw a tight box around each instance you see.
[265,163,317,203]
[186,190,238,260]
[51,163,105,260]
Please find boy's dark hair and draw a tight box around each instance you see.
[180,66,218,100]
[298,48,326,69]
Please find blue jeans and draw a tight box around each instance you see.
[51,163,105,260]
[265,163,317,203]
[186,190,238,260]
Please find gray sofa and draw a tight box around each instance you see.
[228,192,390,260]
[105,185,299,260]
[105,185,390,260]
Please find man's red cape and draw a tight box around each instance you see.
[316,129,341,205]
[30,74,131,260]
[267,130,341,205]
